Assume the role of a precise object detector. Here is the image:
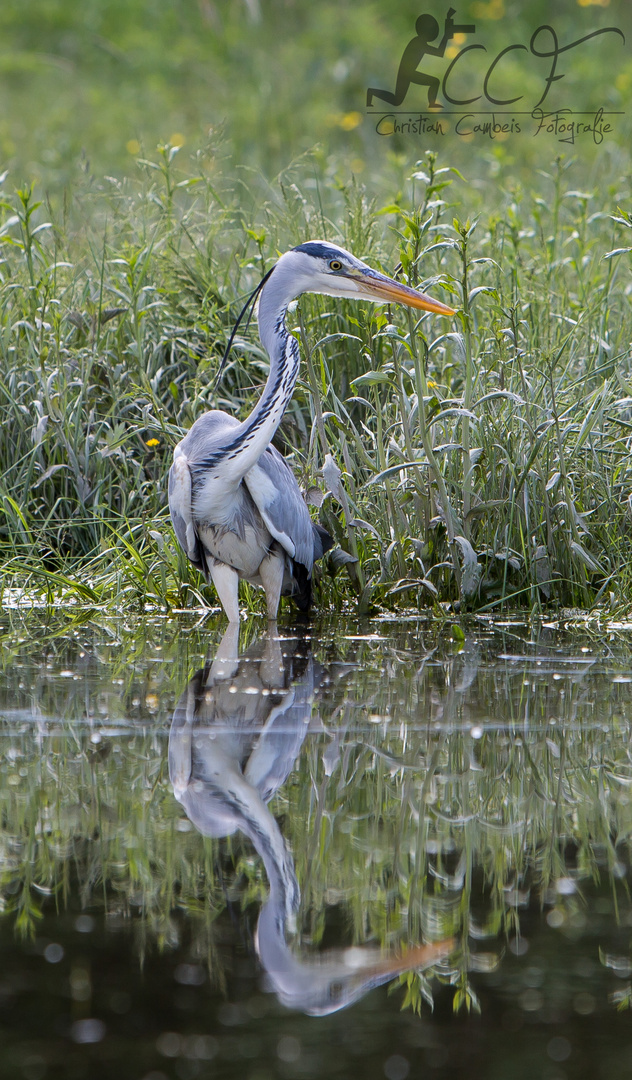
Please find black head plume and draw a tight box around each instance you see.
[213,264,276,391]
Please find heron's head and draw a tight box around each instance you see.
[256,921,456,1016]
[276,240,455,316]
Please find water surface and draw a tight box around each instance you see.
[1,612,631,1080]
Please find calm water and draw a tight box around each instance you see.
[1,612,632,1080]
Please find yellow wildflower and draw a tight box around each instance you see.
[339,112,362,131]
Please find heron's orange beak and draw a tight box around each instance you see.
[355,268,455,316]
[366,937,455,978]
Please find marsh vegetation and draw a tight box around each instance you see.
[1,0,631,618]
[1,146,632,615]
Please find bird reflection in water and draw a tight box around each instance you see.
[169,624,453,1015]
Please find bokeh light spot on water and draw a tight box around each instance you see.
[547,909,565,928]
[246,995,269,1018]
[384,1054,410,1080]
[75,914,95,933]
[277,1035,301,1063]
[547,1036,572,1062]
[182,1035,219,1060]
[573,992,596,1015]
[556,878,576,896]
[174,963,205,986]
[69,1018,106,1044]
[156,1032,181,1058]
[43,943,63,963]
[520,989,543,1012]
[70,964,91,1001]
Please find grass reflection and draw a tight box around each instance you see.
[0,613,631,1019]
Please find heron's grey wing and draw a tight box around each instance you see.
[168,449,205,572]
[168,668,205,796]
[244,657,315,801]
[244,446,314,570]
[171,411,244,547]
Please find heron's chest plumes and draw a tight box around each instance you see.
[195,482,272,578]
[191,465,248,527]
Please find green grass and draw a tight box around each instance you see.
[1,141,632,614]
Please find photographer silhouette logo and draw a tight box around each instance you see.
[367,9,474,110]
[366,10,625,145]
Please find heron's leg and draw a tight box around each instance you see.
[209,559,241,622]
[207,621,240,682]
[260,627,285,689]
[259,552,284,621]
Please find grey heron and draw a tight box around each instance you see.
[169,241,455,621]
[169,624,454,1015]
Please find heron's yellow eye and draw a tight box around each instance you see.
[329,260,342,271]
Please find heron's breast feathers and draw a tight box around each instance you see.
[197,519,272,579]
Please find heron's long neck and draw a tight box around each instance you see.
[215,290,299,483]
[206,766,299,923]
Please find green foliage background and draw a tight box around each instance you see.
[0,0,630,185]
[0,0,631,615]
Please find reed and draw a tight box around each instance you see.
[1,146,631,615]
